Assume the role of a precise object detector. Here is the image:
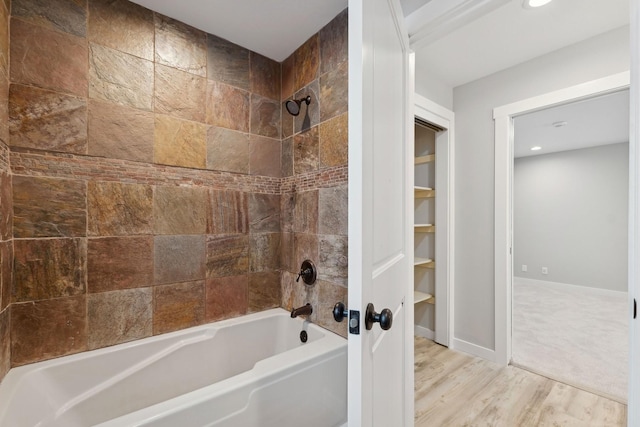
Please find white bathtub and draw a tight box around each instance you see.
[0,309,347,427]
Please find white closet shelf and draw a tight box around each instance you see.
[415,154,435,165]
[414,186,435,198]
[414,291,433,304]
[414,257,435,268]
[414,224,435,233]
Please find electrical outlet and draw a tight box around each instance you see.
[521,264,527,272]
[542,267,548,275]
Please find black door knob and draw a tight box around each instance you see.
[365,303,393,331]
[333,302,348,322]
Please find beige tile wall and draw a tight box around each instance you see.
[0,0,349,377]
[280,9,349,337]
[0,0,10,381]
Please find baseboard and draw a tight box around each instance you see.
[414,325,434,340]
[513,277,627,297]
[452,338,496,362]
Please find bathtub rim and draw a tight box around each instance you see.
[95,341,347,427]
[0,308,347,426]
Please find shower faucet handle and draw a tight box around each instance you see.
[296,269,310,282]
[295,260,317,285]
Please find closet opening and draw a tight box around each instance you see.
[412,95,454,348]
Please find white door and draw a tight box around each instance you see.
[630,0,640,423]
[347,0,413,426]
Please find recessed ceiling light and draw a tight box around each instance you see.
[523,0,553,9]
[531,146,542,151]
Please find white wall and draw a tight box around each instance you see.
[514,143,629,292]
[452,25,630,350]
[415,71,453,111]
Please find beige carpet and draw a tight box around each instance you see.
[512,278,628,403]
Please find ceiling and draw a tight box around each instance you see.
[129,0,630,89]
[408,0,629,88]
[513,89,630,159]
[413,0,629,88]
[129,0,347,62]
[129,0,630,158]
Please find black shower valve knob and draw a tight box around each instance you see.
[296,268,311,282]
[295,260,317,285]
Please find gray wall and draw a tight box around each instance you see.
[415,71,453,110]
[451,25,629,350]
[514,143,629,292]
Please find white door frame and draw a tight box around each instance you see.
[629,0,640,423]
[414,94,455,347]
[492,71,631,367]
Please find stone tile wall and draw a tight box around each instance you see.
[6,0,284,368]
[280,9,349,337]
[0,0,349,374]
[0,0,10,382]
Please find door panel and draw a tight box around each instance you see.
[348,0,411,425]
[630,0,639,422]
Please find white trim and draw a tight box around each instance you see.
[414,94,455,348]
[629,0,640,424]
[347,0,365,424]
[404,49,416,427]
[389,0,411,51]
[493,72,631,368]
[415,93,454,122]
[452,338,496,362]
[494,113,513,367]
[414,325,435,340]
[514,277,628,298]
[493,71,630,118]
[407,0,510,50]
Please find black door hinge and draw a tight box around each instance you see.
[634,298,637,319]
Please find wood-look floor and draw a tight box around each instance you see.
[414,337,627,426]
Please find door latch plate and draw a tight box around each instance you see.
[349,310,360,335]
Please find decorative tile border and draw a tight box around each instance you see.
[281,165,348,193]
[0,142,8,173]
[10,148,347,195]
[10,149,281,194]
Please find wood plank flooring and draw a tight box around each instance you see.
[414,337,627,426]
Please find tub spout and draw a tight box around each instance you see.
[290,303,313,318]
